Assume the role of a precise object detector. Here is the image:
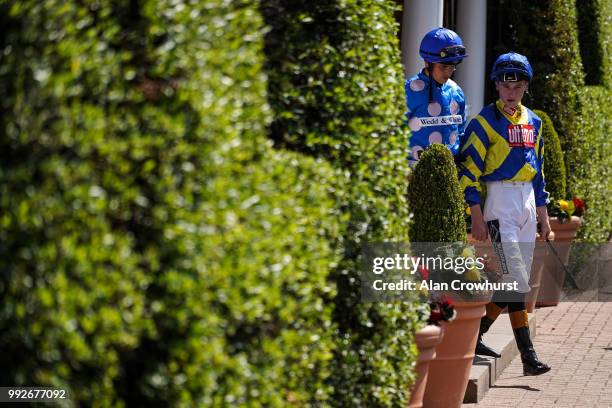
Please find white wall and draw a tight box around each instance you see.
[454,0,487,119]
[401,0,444,77]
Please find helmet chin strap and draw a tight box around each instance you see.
[504,106,517,115]
[502,102,520,116]
[427,64,434,103]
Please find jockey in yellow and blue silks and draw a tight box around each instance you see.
[405,28,468,167]
[458,93,549,208]
[459,52,552,377]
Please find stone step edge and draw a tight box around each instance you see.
[463,312,537,404]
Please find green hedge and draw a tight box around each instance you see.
[577,0,612,86]
[571,1,612,241]
[0,1,343,406]
[533,110,566,202]
[570,87,612,242]
[487,0,584,172]
[488,0,612,242]
[260,0,422,406]
[0,2,156,402]
[408,145,466,243]
[197,150,341,406]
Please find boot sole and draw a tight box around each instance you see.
[475,346,501,358]
[523,366,551,376]
[476,350,501,358]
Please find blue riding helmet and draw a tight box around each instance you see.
[490,52,533,82]
[419,28,468,64]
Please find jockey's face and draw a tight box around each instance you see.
[426,61,457,83]
[496,80,528,109]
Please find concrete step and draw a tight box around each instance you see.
[463,312,537,404]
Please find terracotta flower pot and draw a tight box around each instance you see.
[423,300,488,408]
[549,216,582,242]
[525,239,547,313]
[408,324,444,408]
[536,216,581,307]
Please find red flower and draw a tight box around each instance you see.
[439,294,454,306]
[572,197,585,216]
[429,309,442,324]
[428,299,457,325]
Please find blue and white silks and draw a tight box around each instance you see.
[404,70,467,166]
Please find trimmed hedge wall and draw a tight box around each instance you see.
[198,150,341,406]
[573,1,612,242]
[261,0,423,406]
[488,0,611,242]
[571,87,612,242]
[408,145,466,243]
[577,0,612,86]
[1,1,343,406]
[533,110,566,202]
[487,0,584,171]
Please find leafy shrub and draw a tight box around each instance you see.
[408,144,466,243]
[260,0,422,405]
[533,110,566,202]
[194,149,340,406]
[0,1,342,406]
[576,0,612,86]
[486,0,585,168]
[570,87,612,242]
[574,1,612,242]
[488,1,611,242]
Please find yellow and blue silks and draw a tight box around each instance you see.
[458,100,549,207]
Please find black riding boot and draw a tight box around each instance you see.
[475,316,501,358]
[513,326,551,376]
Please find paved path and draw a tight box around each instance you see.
[464,302,612,407]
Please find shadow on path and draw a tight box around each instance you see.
[491,384,540,392]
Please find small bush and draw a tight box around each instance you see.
[533,110,566,202]
[408,144,466,243]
